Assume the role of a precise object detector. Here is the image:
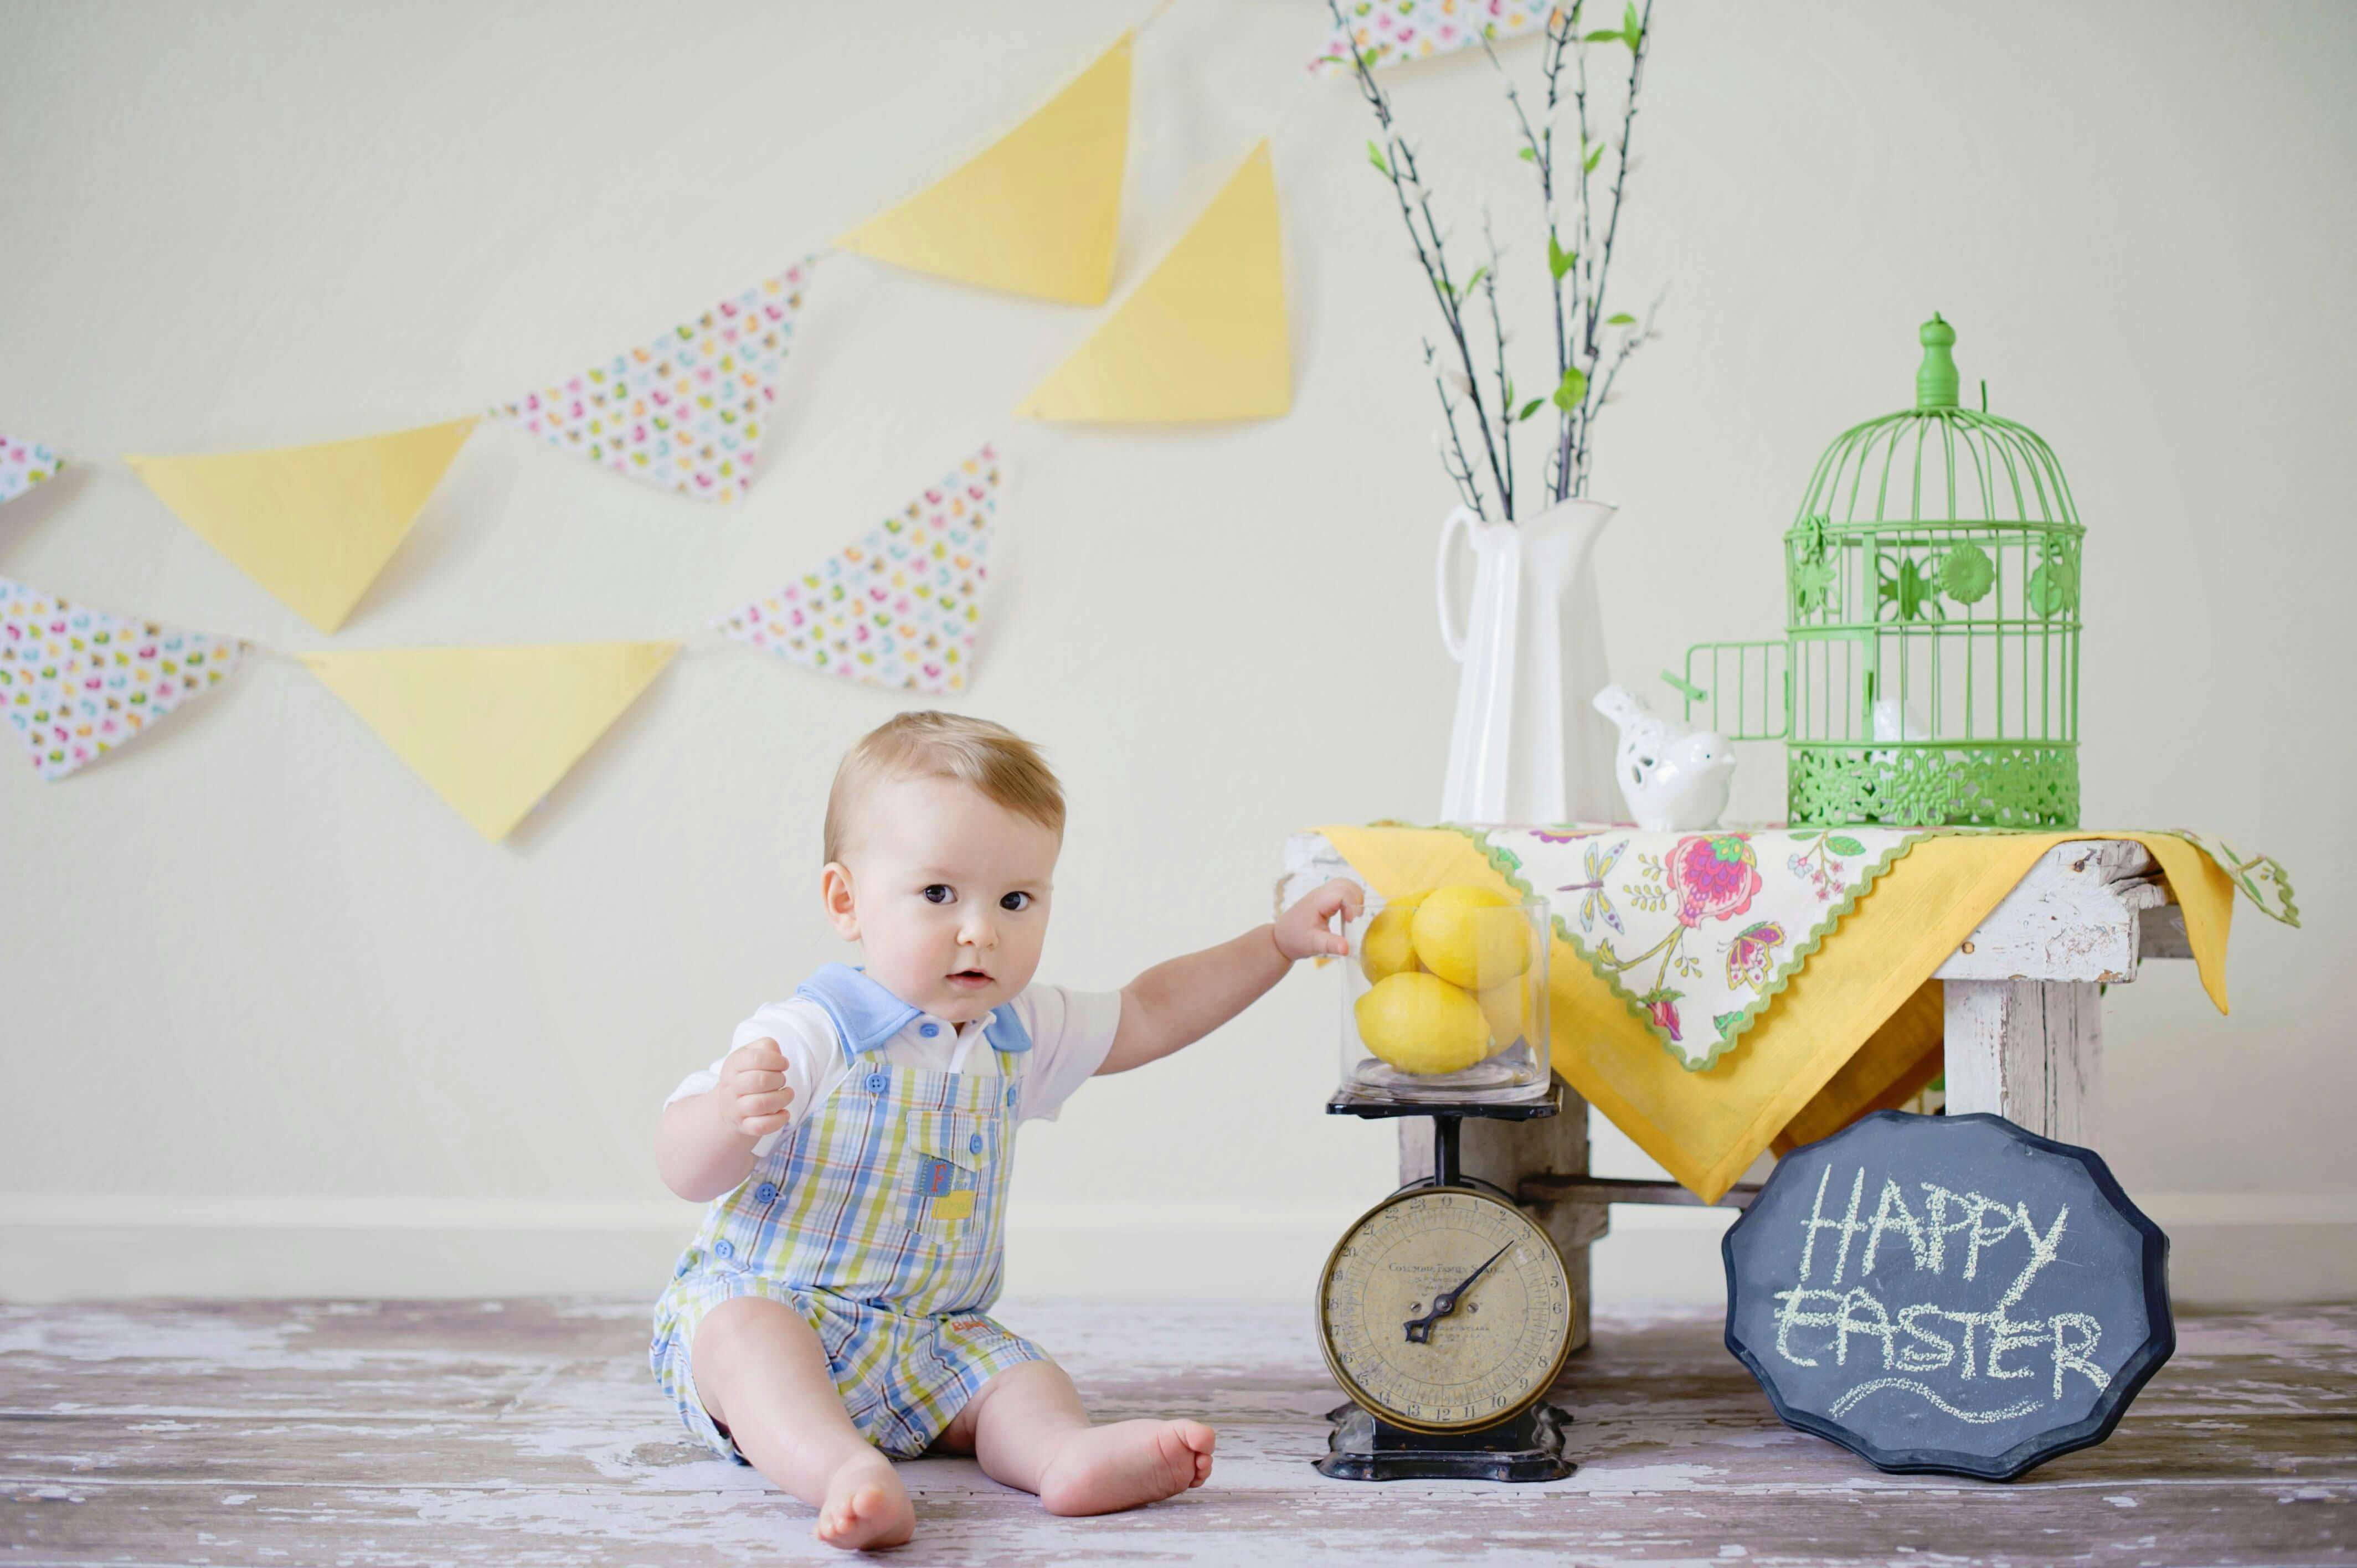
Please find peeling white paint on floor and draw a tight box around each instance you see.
[1,1299,2351,1566]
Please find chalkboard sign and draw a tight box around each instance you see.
[1722,1111,2172,1481]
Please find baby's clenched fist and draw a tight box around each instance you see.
[713,1038,795,1138]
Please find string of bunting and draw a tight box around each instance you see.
[2,7,1525,838]
[2,447,999,839]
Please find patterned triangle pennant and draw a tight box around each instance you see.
[0,578,246,781]
[1310,1,1551,73]
[717,446,1000,694]
[493,261,814,504]
[1,436,64,507]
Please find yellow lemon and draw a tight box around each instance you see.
[1410,885,1532,990]
[1477,978,1533,1054]
[1354,972,1490,1076]
[1358,891,1428,983]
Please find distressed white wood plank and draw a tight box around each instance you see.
[2,1301,2353,1567]
[1943,978,2104,1146]
[1934,839,2173,983]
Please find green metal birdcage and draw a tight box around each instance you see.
[1670,315,2084,828]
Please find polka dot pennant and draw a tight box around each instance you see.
[1310,0,1551,73]
[0,436,63,508]
[492,260,814,504]
[0,577,246,781]
[715,445,999,696]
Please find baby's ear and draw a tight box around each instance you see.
[820,862,861,940]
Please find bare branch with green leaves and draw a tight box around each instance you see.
[1333,0,1660,517]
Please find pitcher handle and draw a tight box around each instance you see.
[1435,506,1477,663]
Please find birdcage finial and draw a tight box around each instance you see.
[1916,313,1960,410]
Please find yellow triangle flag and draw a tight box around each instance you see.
[838,34,1131,305]
[127,419,478,633]
[1018,141,1290,422]
[303,642,677,842]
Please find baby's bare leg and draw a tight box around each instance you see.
[691,1296,912,1550]
[940,1360,1214,1517]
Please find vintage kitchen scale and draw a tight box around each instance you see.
[1315,894,1577,1482]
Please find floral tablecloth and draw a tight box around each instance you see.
[1312,823,2296,1200]
[1462,824,2296,1071]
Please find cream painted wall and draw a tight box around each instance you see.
[1,0,2349,1306]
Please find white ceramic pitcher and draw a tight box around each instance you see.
[1436,496,1619,824]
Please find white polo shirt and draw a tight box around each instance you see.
[666,978,1126,1157]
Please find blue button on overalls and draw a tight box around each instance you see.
[919,1022,941,1038]
[969,1133,985,1154]
[713,1239,735,1260]
[755,1183,778,1204]
[866,1071,889,1092]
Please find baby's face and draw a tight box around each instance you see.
[827,773,1060,1022]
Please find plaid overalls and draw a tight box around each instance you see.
[650,964,1049,1459]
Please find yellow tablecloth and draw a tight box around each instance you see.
[1317,827,2241,1203]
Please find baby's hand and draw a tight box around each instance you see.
[713,1038,796,1138]
[1274,878,1365,962]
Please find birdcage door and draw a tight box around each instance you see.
[1667,640,1788,740]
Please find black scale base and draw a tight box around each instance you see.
[1313,1083,1579,1484]
[1316,1400,1577,1483]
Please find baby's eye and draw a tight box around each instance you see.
[923,884,955,905]
[999,891,1032,912]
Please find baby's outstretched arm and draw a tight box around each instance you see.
[1097,878,1362,1076]
[654,1038,796,1201]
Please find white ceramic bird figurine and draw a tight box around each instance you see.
[1592,685,1736,832]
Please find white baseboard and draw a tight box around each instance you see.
[1,1192,2349,1306]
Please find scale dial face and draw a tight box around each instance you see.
[1318,1185,1573,1433]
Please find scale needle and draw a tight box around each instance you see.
[1403,1242,1512,1344]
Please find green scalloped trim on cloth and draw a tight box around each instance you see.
[2160,828,2299,927]
[1445,824,1927,1073]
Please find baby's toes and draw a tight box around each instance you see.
[1175,1420,1216,1487]
[815,1476,912,1550]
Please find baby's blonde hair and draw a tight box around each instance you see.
[822,710,1065,864]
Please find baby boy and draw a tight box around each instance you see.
[651,710,1358,1549]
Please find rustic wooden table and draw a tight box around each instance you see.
[1282,834,2195,1348]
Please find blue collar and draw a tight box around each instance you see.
[794,962,1032,1056]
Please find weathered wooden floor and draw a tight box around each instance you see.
[1,1298,2350,1566]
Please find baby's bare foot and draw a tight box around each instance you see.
[1037,1419,1216,1517]
[814,1454,912,1551]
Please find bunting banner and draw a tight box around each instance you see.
[838,34,1132,305]
[1309,1,1552,73]
[1,437,64,508]
[1018,141,1290,423]
[10,445,1000,833]
[0,577,246,781]
[492,261,814,504]
[125,418,478,633]
[717,444,999,695]
[302,641,678,842]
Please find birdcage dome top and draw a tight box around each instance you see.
[1790,316,2082,538]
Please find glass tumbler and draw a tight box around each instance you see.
[1337,890,1550,1103]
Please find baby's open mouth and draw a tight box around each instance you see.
[948,968,992,988]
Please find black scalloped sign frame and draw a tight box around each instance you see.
[1722,1111,2173,1482]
